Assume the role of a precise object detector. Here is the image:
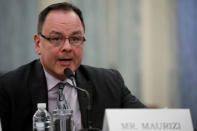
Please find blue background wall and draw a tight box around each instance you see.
[178,0,197,128]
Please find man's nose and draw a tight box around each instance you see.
[61,38,72,51]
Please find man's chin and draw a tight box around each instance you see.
[56,74,67,81]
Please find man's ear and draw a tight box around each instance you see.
[34,34,41,55]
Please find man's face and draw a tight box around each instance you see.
[34,10,85,80]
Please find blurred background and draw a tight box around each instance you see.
[0,0,196,128]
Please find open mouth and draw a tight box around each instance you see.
[58,58,72,66]
[59,58,72,61]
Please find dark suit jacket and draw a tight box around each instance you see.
[0,60,145,131]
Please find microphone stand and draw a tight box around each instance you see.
[70,78,101,131]
[64,68,101,131]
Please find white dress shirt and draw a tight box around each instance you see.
[44,70,82,131]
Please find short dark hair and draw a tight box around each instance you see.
[37,2,85,33]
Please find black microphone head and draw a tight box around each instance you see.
[64,68,74,78]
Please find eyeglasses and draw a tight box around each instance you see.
[39,33,86,47]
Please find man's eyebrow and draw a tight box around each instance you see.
[49,31,62,35]
[70,31,83,35]
[48,31,83,36]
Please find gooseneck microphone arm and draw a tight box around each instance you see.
[71,80,93,129]
[64,68,99,131]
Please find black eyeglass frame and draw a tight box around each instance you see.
[38,33,86,47]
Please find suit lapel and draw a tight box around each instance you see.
[29,60,48,113]
[76,67,94,128]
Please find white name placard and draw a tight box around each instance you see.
[102,109,194,131]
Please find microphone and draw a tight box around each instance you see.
[64,68,100,131]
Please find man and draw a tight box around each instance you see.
[0,2,145,131]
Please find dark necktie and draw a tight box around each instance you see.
[56,81,82,130]
[57,82,70,109]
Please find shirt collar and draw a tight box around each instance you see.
[44,70,75,91]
